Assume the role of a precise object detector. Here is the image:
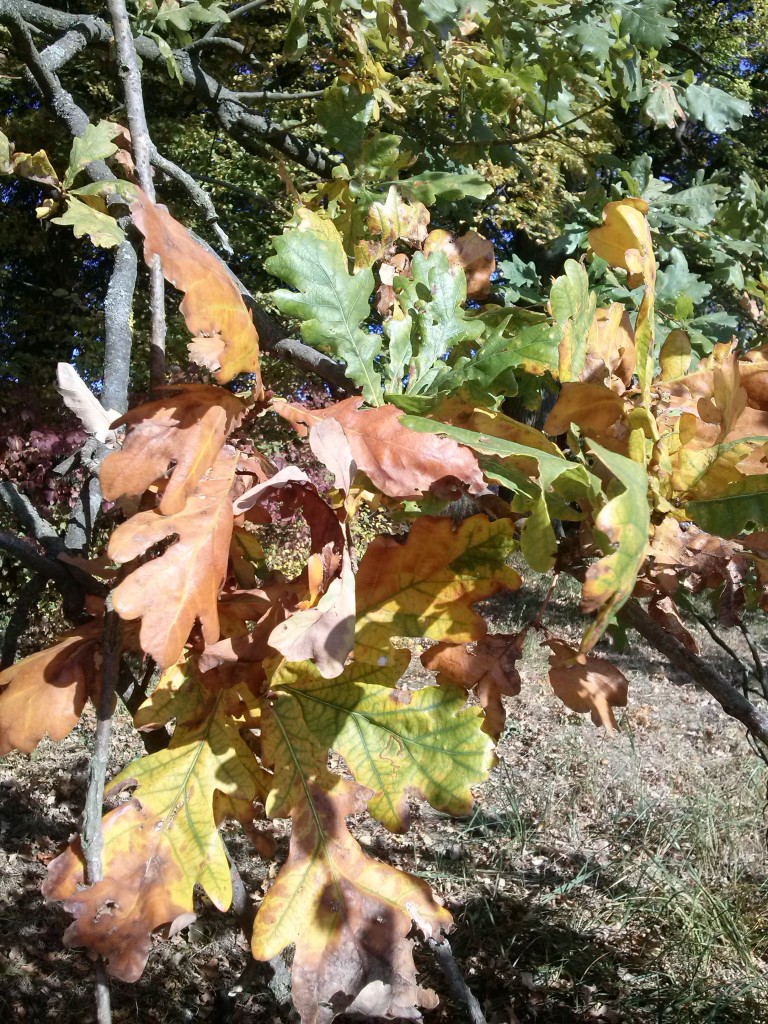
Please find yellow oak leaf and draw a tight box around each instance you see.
[251,775,450,1024]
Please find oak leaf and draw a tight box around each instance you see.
[580,442,651,653]
[546,637,628,732]
[275,396,487,499]
[588,198,656,399]
[108,448,238,667]
[423,228,496,299]
[251,774,450,1024]
[0,620,101,755]
[266,208,381,404]
[544,382,628,451]
[659,329,692,381]
[234,462,355,676]
[583,304,636,387]
[44,661,264,982]
[100,384,244,516]
[648,596,699,653]
[549,259,596,383]
[367,185,430,249]
[354,515,520,682]
[269,658,496,832]
[264,514,515,830]
[131,192,262,388]
[421,633,524,739]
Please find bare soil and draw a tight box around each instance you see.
[1,582,767,1023]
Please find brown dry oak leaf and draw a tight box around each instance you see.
[421,633,524,739]
[43,663,262,982]
[274,396,486,499]
[100,384,245,516]
[648,596,699,653]
[423,228,496,300]
[546,637,628,732]
[108,448,238,667]
[131,191,262,389]
[251,776,449,1024]
[233,463,357,676]
[0,619,102,755]
[544,381,628,451]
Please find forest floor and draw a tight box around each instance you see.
[1,573,768,1024]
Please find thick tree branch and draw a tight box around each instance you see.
[266,338,353,395]
[39,17,111,72]
[619,598,768,748]
[0,531,104,596]
[106,0,166,389]
[102,239,137,416]
[0,574,46,668]
[0,480,61,551]
[12,1,335,177]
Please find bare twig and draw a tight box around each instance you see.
[106,0,166,389]
[428,938,488,1024]
[228,0,273,20]
[94,961,111,1024]
[509,100,611,144]
[739,619,768,702]
[232,89,325,102]
[185,35,246,54]
[81,602,121,881]
[150,145,233,257]
[81,599,121,1024]
[620,598,768,748]
[185,171,269,206]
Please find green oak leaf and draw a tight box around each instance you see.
[581,442,651,653]
[549,259,596,383]
[656,248,712,309]
[683,83,751,134]
[615,0,677,49]
[266,208,382,404]
[686,475,768,538]
[395,249,483,393]
[51,198,125,248]
[317,84,375,163]
[395,171,491,205]
[270,661,495,832]
[64,121,121,189]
